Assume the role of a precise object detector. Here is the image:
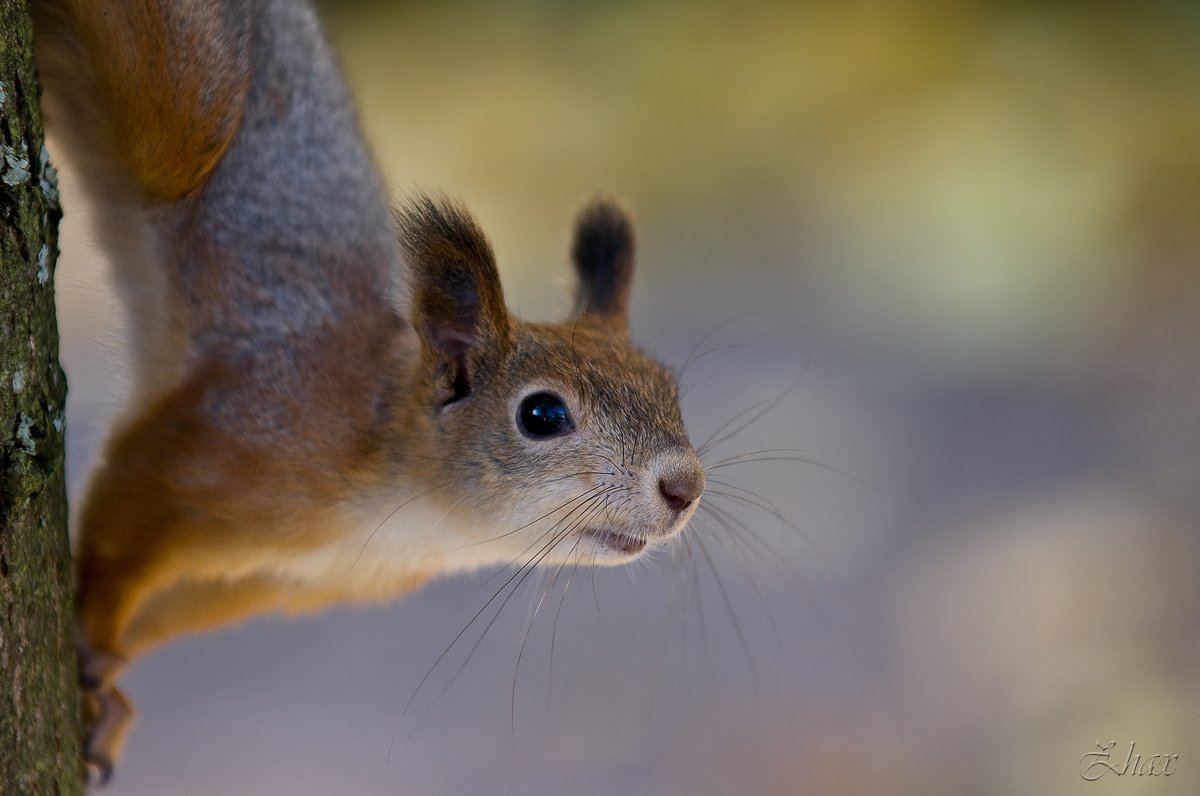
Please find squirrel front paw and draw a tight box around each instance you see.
[79,642,134,786]
[81,682,135,787]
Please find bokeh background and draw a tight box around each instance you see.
[54,1,1199,793]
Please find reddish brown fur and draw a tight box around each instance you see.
[74,323,413,660]
[37,0,429,775]
[34,0,250,200]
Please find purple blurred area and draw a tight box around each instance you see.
[55,1,1199,793]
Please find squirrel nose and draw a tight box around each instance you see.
[658,466,704,512]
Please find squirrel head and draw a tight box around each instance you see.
[394,194,705,564]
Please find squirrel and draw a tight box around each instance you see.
[32,0,705,781]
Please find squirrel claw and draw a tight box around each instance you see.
[81,686,134,786]
[86,753,113,788]
[79,668,102,692]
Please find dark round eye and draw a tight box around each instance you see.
[518,392,574,438]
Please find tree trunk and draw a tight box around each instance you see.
[0,0,83,791]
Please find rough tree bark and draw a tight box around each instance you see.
[0,0,83,792]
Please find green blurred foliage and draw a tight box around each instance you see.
[322,0,1200,381]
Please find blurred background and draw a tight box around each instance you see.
[55,0,1200,793]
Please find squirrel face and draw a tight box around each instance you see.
[396,195,705,564]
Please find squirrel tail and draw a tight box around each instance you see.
[32,0,253,202]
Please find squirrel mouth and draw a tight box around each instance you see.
[581,528,648,556]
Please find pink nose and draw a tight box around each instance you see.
[658,468,704,512]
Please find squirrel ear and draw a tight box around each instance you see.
[570,197,635,329]
[396,194,511,404]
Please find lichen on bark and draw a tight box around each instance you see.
[0,0,83,791]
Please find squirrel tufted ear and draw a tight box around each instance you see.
[570,196,635,329]
[395,194,511,404]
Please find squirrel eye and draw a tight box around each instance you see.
[518,392,574,438]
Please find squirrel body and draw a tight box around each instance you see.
[34,0,704,777]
